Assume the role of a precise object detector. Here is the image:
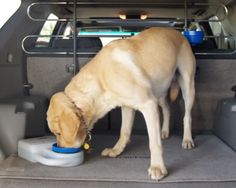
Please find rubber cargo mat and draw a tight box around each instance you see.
[0,135,236,183]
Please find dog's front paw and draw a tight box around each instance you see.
[161,130,169,140]
[182,139,195,149]
[101,148,121,157]
[148,166,168,181]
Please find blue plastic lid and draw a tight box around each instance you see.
[52,143,83,154]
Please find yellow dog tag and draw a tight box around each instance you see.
[83,143,90,150]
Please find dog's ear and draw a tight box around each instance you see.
[49,116,61,135]
[47,92,86,147]
[60,106,81,139]
[47,92,73,136]
[47,93,61,134]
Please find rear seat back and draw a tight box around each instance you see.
[27,56,88,97]
[27,37,102,98]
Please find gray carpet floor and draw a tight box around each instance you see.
[0,135,236,184]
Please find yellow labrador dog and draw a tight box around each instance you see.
[47,27,196,181]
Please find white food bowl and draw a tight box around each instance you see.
[18,136,84,167]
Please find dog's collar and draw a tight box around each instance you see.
[64,92,92,145]
[76,107,92,144]
[76,107,92,150]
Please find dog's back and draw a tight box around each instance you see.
[90,27,195,98]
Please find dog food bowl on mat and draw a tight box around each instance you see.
[18,136,84,167]
[183,30,204,45]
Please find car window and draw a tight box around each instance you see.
[36,13,58,47]
[209,16,234,50]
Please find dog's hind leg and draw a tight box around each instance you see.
[177,42,196,149]
[101,106,135,157]
[159,96,170,140]
[178,74,195,149]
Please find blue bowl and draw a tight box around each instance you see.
[52,143,83,154]
[183,30,204,45]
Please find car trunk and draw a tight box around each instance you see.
[0,0,236,187]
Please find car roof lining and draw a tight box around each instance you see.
[28,0,232,21]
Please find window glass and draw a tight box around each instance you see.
[78,27,124,46]
[61,25,123,46]
[209,16,224,36]
[63,24,72,39]
[208,16,233,49]
[100,37,121,46]
[0,0,21,29]
[36,14,58,47]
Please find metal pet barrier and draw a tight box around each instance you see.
[22,1,236,60]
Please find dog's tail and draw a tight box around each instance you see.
[169,77,180,102]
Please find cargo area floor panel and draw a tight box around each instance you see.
[0,135,236,184]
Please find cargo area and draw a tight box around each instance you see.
[1,134,236,188]
[0,0,236,187]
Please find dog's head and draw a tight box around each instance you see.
[47,92,87,148]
